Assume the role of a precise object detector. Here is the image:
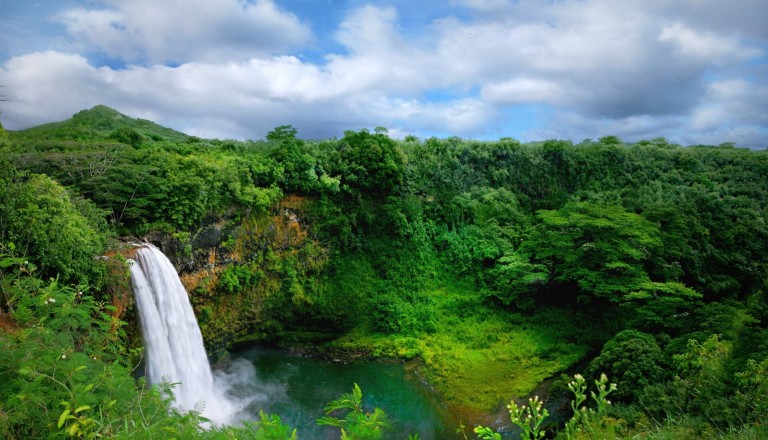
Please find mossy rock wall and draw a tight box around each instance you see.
[125,196,330,359]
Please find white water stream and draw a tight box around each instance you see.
[127,244,464,438]
[129,243,255,425]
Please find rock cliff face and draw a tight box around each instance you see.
[117,196,328,359]
[144,219,237,275]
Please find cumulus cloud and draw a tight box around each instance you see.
[55,0,311,64]
[691,80,767,131]
[432,2,712,118]
[441,0,766,145]
[324,6,434,96]
[0,47,489,141]
[660,23,762,61]
[650,0,768,40]
[0,51,107,127]
[481,78,564,105]
[524,111,685,144]
[685,79,768,147]
[0,0,766,147]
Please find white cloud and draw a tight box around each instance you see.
[0,48,489,140]
[56,0,311,64]
[686,79,768,146]
[324,6,433,96]
[0,51,107,127]
[481,78,564,105]
[335,5,402,55]
[392,98,495,135]
[430,4,710,120]
[1,1,766,148]
[454,0,511,13]
[660,23,762,61]
[522,111,684,144]
[650,0,768,40]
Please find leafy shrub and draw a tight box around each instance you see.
[586,330,668,401]
[371,292,436,336]
[0,165,110,286]
[317,383,390,440]
[217,264,260,295]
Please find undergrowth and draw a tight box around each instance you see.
[327,278,588,414]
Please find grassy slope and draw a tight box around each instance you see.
[9,105,189,142]
[325,274,588,417]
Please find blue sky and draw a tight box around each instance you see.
[0,0,766,148]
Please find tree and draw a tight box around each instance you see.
[109,127,142,148]
[0,164,110,286]
[521,202,661,303]
[335,129,405,196]
[266,125,298,143]
[586,330,668,401]
[598,135,622,145]
[267,125,321,193]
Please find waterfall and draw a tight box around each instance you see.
[129,243,241,425]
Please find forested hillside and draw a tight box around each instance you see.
[1,106,766,439]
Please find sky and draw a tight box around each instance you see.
[0,0,766,147]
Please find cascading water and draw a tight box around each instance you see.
[129,243,250,425]
[126,243,457,438]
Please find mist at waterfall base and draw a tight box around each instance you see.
[129,244,458,438]
[129,244,261,425]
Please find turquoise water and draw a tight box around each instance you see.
[230,346,463,439]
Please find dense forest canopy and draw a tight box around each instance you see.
[0,106,766,439]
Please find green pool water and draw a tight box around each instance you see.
[229,346,464,439]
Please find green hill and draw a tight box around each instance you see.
[9,105,190,143]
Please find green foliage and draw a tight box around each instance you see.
[621,281,702,331]
[217,264,260,295]
[733,358,768,424]
[334,129,405,195]
[267,125,325,193]
[474,426,502,440]
[561,373,618,439]
[11,105,190,143]
[266,125,299,143]
[109,127,143,148]
[523,202,662,303]
[317,383,390,440]
[486,252,548,310]
[0,119,9,149]
[4,109,768,439]
[371,291,437,335]
[235,411,298,440]
[586,330,668,401]
[475,374,616,440]
[505,395,549,439]
[0,164,110,286]
[635,333,768,431]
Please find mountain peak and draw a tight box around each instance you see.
[12,105,189,142]
[72,105,131,129]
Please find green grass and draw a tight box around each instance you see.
[326,279,588,414]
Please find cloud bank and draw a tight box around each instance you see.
[0,0,765,147]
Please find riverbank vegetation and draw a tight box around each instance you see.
[1,106,767,438]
